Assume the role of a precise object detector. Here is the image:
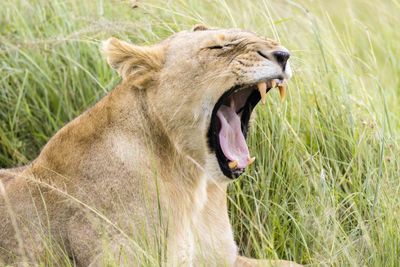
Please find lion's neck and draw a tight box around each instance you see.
[34,79,208,200]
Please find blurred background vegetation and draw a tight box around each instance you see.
[1,0,399,265]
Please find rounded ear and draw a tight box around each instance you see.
[192,24,209,31]
[101,38,165,79]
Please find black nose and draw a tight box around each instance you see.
[272,50,290,70]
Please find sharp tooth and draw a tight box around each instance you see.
[248,157,256,165]
[230,98,235,109]
[228,160,238,169]
[278,84,286,102]
[257,82,267,105]
[271,80,277,88]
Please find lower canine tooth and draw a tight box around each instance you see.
[248,157,256,165]
[257,82,267,105]
[278,84,286,102]
[228,160,238,169]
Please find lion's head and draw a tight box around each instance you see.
[102,26,291,179]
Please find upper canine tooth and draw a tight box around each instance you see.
[247,157,256,165]
[278,84,286,102]
[271,80,277,88]
[257,82,267,105]
[228,160,238,169]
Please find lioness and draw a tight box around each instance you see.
[0,26,301,266]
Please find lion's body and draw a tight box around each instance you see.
[0,27,300,266]
[0,80,236,266]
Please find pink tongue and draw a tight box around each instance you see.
[217,105,250,169]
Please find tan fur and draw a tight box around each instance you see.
[0,27,300,266]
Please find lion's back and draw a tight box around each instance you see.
[0,166,27,186]
[0,167,26,263]
[0,165,41,264]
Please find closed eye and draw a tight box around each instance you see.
[207,42,237,50]
[208,45,224,49]
[202,41,239,54]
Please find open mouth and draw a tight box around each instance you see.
[207,79,287,179]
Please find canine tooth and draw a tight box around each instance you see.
[230,98,235,108]
[257,82,267,105]
[228,160,238,169]
[271,80,277,88]
[248,157,256,165]
[278,84,286,102]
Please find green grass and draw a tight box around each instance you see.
[1,0,399,266]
